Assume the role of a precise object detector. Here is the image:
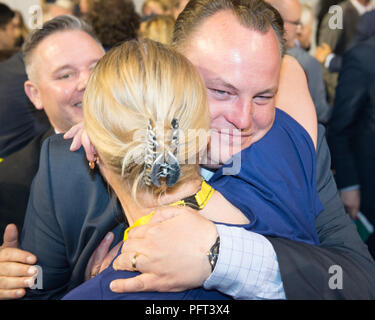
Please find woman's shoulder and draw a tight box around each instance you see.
[277,55,318,149]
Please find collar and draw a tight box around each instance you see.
[350,0,374,15]
[123,180,214,241]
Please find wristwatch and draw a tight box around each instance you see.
[207,236,220,272]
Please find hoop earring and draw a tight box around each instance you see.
[88,156,97,170]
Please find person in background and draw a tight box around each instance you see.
[170,0,189,19]
[0,15,105,247]
[85,0,140,50]
[296,2,314,51]
[316,0,373,104]
[0,3,17,60]
[41,0,75,22]
[315,0,343,45]
[13,11,29,48]
[75,0,94,19]
[327,33,375,259]
[266,0,332,124]
[315,9,375,73]
[139,15,175,44]
[141,0,173,17]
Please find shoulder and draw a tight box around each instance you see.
[62,273,104,300]
[40,134,89,175]
[277,55,318,149]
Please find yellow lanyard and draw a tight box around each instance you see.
[123,180,214,241]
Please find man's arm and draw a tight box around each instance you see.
[20,137,73,299]
[112,125,375,299]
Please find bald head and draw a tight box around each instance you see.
[265,0,302,48]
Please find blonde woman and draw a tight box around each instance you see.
[139,15,175,45]
[63,39,321,299]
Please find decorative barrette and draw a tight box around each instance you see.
[143,119,180,187]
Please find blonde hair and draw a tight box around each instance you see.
[84,39,210,202]
[140,15,175,45]
[141,0,174,16]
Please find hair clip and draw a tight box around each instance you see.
[150,151,180,187]
[143,119,180,187]
[143,120,158,186]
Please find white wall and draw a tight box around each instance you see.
[1,0,41,22]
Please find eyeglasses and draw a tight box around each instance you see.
[284,19,302,28]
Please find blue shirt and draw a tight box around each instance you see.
[63,108,322,300]
[209,108,322,246]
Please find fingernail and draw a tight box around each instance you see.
[27,266,38,275]
[24,277,36,288]
[26,256,35,264]
[110,281,118,292]
[16,289,24,297]
[70,141,77,150]
[105,232,113,241]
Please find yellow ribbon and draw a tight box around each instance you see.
[123,211,155,242]
[123,180,214,242]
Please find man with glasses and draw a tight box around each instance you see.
[266,0,332,125]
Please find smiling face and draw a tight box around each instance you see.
[25,30,105,133]
[181,10,282,166]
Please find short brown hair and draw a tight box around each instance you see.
[172,0,285,56]
[22,15,101,78]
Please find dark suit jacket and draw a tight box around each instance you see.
[319,0,361,56]
[20,135,125,299]
[328,10,375,73]
[0,127,54,240]
[327,36,375,225]
[0,52,50,158]
[318,0,361,104]
[20,127,375,299]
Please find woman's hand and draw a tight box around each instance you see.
[64,122,96,162]
[84,232,122,281]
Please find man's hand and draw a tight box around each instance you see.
[315,43,332,64]
[0,224,38,300]
[110,207,218,293]
[340,188,361,220]
[85,232,122,281]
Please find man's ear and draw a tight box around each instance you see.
[24,80,43,110]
